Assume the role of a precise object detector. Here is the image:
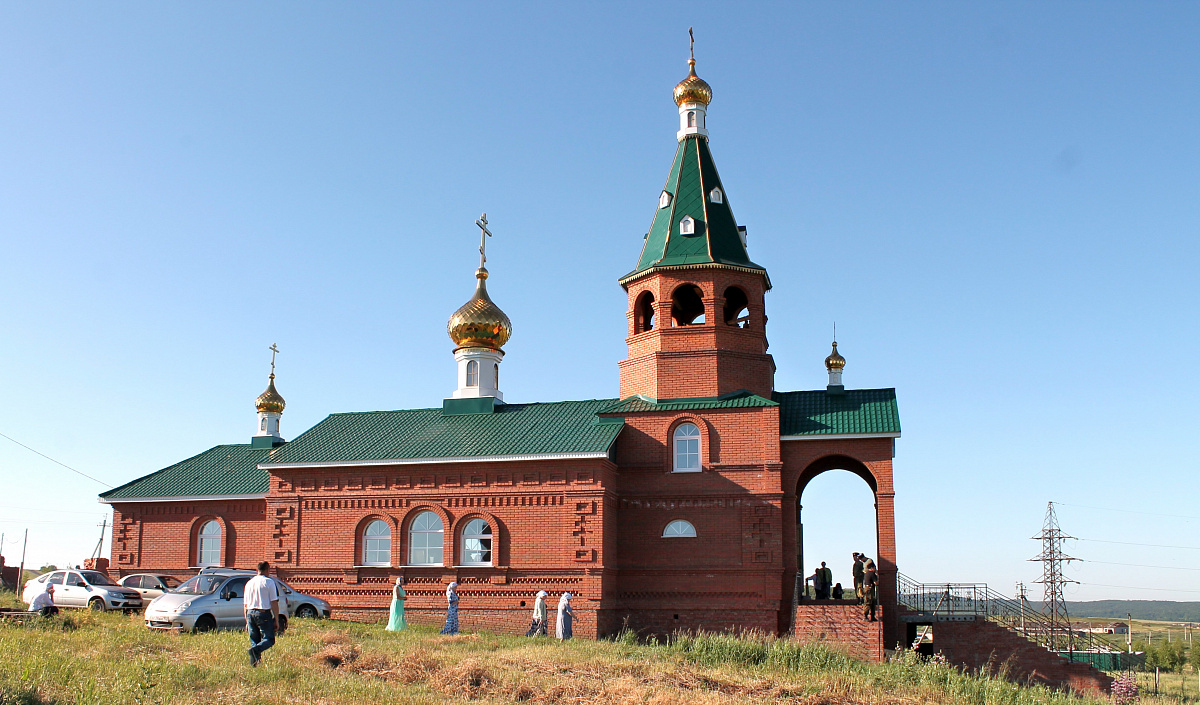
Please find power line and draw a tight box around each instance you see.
[1077,537,1200,552]
[1080,559,1200,572]
[1081,582,1200,595]
[1054,501,1200,523]
[0,431,111,488]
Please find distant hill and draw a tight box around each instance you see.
[1030,601,1200,623]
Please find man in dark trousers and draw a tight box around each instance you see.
[862,557,878,622]
[851,553,865,604]
[244,561,282,667]
[809,561,833,599]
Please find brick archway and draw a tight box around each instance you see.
[785,451,898,655]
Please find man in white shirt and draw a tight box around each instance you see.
[27,583,58,616]
[243,561,280,667]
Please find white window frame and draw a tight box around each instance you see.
[679,216,695,235]
[362,519,391,567]
[659,190,673,209]
[663,519,698,538]
[466,360,479,386]
[460,518,493,567]
[709,187,723,204]
[197,520,222,567]
[672,422,702,472]
[408,511,444,566]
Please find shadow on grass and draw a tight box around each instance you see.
[0,686,59,705]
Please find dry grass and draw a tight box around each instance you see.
[0,589,1120,705]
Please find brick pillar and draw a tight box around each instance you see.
[875,490,897,649]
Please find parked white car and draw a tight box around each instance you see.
[143,568,329,632]
[22,569,143,612]
[117,573,182,601]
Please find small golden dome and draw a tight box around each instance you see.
[255,374,286,414]
[825,342,846,371]
[447,267,512,351]
[674,58,712,107]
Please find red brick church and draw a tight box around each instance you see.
[101,54,902,653]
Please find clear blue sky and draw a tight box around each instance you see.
[1,3,1197,603]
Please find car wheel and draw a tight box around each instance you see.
[88,598,106,612]
[194,615,216,633]
[296,604,318,619]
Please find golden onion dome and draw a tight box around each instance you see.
[825,342,846,371]
[674,58,712,107]
[255,374,286,414]
[447,267,512,351]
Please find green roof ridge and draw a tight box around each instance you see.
[626,135,766,282]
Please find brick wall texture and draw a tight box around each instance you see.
[932,619,1113,696]
[107,264,899,661]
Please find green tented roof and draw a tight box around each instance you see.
[264,399,624,466]
[774,389,901,436]
[599,391,777,414]
[100,445,274,500]
[625,135,766,282]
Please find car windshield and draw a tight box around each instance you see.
[160,576,181,588]
[80,571,115,586]
[175,574,228,595]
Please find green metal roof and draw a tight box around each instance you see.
[599,391,777,415]
[774,389,901,436]
[625,135,766,282]
[264,399,624,466]
[100,444,274,500]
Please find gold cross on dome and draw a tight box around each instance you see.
[475,212,492,268]
[268,343,280,375]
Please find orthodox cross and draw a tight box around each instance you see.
[475,212,492,268]
[689,27,694,61]
[268,343,280,375]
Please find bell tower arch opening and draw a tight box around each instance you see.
[634,290,656,333]
[722,286,749,328]
[671,284,706,326]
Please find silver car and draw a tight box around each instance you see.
[144,569,329,632]
[22,569,143,612]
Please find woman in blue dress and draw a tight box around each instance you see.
[385,576,406,632]
[441,582,459,635]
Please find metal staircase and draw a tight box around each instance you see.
[896,573,1124,655]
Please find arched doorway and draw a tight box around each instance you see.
[795,455,879,604]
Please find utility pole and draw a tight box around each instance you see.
[1030,502,1076,653]
[1127,613,1133,654]
[16,529,28,591]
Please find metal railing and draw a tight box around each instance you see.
[897,573,1124,654]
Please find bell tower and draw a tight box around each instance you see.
[618,49,774,400]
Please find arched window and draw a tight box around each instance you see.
[260,418,266,431]
[687,111,696,127]
[493,363,499,388]
[679,215,696,236]
[461,518,492,566]
[409,511,444,566]
[362,519,391,566]
[197,520,221,567]
[670,284,705,326]
[663,519,697,537]
[466,360,479,386]
[673,423,701,472]
[723,286,750,328]
[635,291,656,333]
[709,187,723,204]
[659,190,673,209]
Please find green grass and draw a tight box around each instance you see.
[0,588,1124,704]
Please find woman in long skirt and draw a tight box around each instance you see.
[555,592,573,640]
[385,576,406,632]
[525,590,548,636]
[440,582,459,635]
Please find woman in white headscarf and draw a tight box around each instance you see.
[27,582,58,617]
[440,582,459,635]
[525,590,548,636]
[385,576,406,632]
[555,592,573,640]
